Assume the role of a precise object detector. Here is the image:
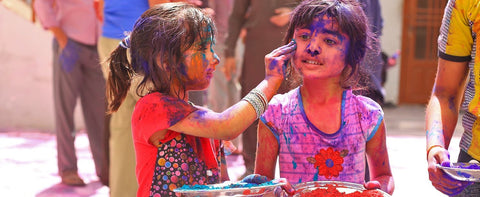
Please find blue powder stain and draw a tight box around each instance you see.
[179,62,188,76]
[326,159,334,168]
[461,163,480,169]
[456,171,472,178]
[283,133,290,145]
[201,53,208,68]
[179,180,277,191]
[141,59,149,76]
[194,110,208,117]
[292,160,297,169]
[313,170,319,181]
[269,59,281,71]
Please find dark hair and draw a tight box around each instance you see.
[284,0,372,89]
[107,3,216,113]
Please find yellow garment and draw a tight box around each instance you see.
[440,0,480,160]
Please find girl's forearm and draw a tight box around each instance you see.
[425,95,458,149]
[170,77,282,140]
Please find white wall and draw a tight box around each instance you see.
[0,4,84,132]
[380,0,403,104]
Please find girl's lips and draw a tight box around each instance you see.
[301,59,323,68]
[304,60,321,65]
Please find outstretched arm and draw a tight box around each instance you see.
[169,41,296,140]
[425,58,470,196]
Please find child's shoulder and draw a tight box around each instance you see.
[138,92,163,101]
[264,88,300,118]
[136,92,194,112]
[345,90,383,113]
[270,87,300,105]
[138,92,179,104]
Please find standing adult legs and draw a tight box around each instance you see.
[53,39,83,185]
[78,43,109,185]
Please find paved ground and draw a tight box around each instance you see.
[0,104,461,196]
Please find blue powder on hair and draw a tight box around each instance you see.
[179,180,277,190]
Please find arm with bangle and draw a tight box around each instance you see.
[168,40,296,140]
[425,58,470,196]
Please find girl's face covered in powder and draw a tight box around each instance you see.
[181,38,219,91]
[293,14,350,81]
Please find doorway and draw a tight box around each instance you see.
[399,0,447,104]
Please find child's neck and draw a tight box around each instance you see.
[300,82,344,134]
[170,85,188,102]
[300,81,343,105]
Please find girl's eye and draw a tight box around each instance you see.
[299,34,310,40]
[325,38,337,45]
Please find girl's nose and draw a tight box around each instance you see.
[307,48,319,57]
[211,53,220,68]
[306,42,321,57]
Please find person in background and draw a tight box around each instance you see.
[34,0,109,186]
[96,0,155,195]
[105,3,295,196]
[254,0,394,195]
[353,0,385,106]
[223,0,299,178]
[96,0,211,195]
[380,50,399,87]
[206,0,234,113]
[205,0,244,156]
[426,0,480,196]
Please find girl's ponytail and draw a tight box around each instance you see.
[106,43,133,113]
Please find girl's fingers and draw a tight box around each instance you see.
[265,41,296,78]
[268,41,296,57]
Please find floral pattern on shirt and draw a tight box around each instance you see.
[307,147,347,179]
